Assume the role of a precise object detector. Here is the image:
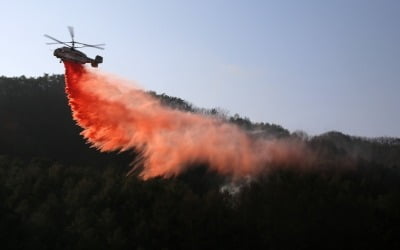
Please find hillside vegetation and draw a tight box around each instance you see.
[0,75,399,249]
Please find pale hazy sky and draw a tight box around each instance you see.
[1,0,399,137]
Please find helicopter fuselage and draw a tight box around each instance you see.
[45,27,104,67]
[53,47,103,67]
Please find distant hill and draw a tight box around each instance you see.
[0,74,398,168]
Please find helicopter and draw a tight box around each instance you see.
[44,26,105,67]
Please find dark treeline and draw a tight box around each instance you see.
[0,75,400,249]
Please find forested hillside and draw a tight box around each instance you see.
[0,75,400,249]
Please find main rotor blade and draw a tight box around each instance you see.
[91,43,106,47]
[75,42,105,50]
[44,34,64,43]
[80,45,105,50]
[74,41,105,47]
[44,34,71,47]
[68,26,74,40]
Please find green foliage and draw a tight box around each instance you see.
[0,157,400,249]
[0,74,132,166]
[0,75,400,249]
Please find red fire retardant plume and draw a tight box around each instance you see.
[64,62,312,179]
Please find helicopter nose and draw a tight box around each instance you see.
[53,48,60,56]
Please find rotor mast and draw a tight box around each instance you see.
[68,26,75,49]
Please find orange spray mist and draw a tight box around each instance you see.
[64,62,311,179]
